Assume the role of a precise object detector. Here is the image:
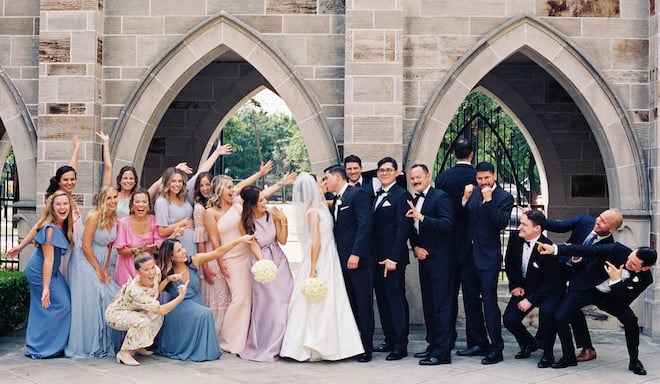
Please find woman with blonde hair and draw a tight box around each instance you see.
[154,167,196,256]
[24,190,75,359]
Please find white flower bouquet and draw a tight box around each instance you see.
[301,277,328,301]
[251,259,277,283]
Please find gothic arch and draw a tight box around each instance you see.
[112,11,338,175]
[408,16,646,212]
[0,68,37,201]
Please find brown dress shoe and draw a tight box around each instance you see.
[576,347,596,362]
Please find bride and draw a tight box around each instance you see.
[280,173,364,361]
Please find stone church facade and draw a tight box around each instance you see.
[1,1,659,335]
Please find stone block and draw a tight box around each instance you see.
[353,0,397,11]
[315,66,344,79]
[374,10,403,29]
[267,0,316,14]
[612,39,649,70]
[46,63,86,76]
[136,35,175,67]
[103,36,136,66]
[70,103,86,114]
[420,0,504,17]
[405,16,469,36]
[47,103,69,114]
[177,77,214,101]
[39,34,70,63]
[540,16,582,37]
[163,16,204,35]
[207,0,265,14]
[470,17,507,36]
[151,0,205,16]
[305,79,343,105]
[45,11,87,31]
[104,16,122,35]
[104,80,137,105]
[353,76,394,103]
[237,15,283,34]
[122,17,164,35]
[284,15,330,33]
[40,0,97,11]
[13,79,38,104]
[306,34,344,66]
[0,37,10,66]
[319,0,345,14]
[58,76,95,102]
[70,31,97,63]
[352,30,385,62]
[102,67,120,79]
[5,0,39,16]
[346,10,373,29]
[22,66,39,79]
[582,18,648,39]
[322,104,343,118]
[536,0,620,17]
[352,116,395,142]
[0,17,35,35]
[121,67,148,80]
[403,35,439,67]
[571,37,612,71]
[37,115,95,138]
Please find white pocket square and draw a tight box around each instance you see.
[382,201,392,207]
[339,206,350,211]
[532,262,539,268]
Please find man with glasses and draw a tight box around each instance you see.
[371,157,413,361]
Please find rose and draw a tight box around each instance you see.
[301,277,328,301]
[251,259,277,283]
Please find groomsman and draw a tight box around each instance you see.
[458,162,513,365]
[344,154,381,197]
[324,165,375,363]
[434,138,476,346]
[503,210,563,368]
[372,156,413,361]
[538,242,656,375]
[406,164,454,365]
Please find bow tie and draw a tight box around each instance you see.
[415,192,425,199]
[524,241,531,247]
[376,189,386,196]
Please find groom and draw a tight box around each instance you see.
[324,165,375,363]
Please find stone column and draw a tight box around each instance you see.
[343,1,403,170]
[37,0,104,209]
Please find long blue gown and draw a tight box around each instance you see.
[65,226,122,357]
[157,257,220,361]
[24,224,71,359]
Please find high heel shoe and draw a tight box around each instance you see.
[116,351,140,366]
[135,348,154,356]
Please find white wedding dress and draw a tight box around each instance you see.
[280,208,364,361]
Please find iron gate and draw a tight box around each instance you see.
[1,160,18,271]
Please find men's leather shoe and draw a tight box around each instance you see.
[551,356,577,368]
[576,347,597,362]
[385,350,407,361]
[514,341,538,359]
[481,351,503,365]
[419,356,450,366]
[537,354,553,368]
[413,351,430,359]
[373,342,394,353]
[629,359,647,375]
[357,353,372,363]
[456,345,488,357]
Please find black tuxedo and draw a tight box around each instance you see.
[332,184,375,353]
[461,185,513,352]
[372,183,413,351]
[434,162,476,346]
[408,187,454,361]
[503,235,563,353]
[554,243,651,361]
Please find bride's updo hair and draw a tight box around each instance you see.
[293,173,328,244]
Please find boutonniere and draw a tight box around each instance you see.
[632,276,639,283]
[336,196,344,206]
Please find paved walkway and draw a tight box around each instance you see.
[1,326,659,384]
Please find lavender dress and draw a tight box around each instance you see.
[240,211,294,362]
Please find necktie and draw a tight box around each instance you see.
[583,233,597,246]
[478,196,483,209]
[355,181,361,188]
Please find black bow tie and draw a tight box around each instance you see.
[524,241,531,247]
[415,192,425,199]
[376,189,386,196]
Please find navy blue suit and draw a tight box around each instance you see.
[332,185,375,353]
[372,183,413,351]
[553,243,651,361]
[408,187,454,361]
[503,235,563,354]
[461,185,513,352]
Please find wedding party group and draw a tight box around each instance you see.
[8,135,656,376]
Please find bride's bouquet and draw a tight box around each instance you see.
[301,277,328,301]
[251,259,277,283]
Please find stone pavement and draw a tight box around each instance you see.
[1,326,659,384]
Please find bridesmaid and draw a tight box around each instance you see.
[66,185,122,357]
[154,168,196,257]
[239,186,294,362]
[156,236,254,361]
[113,188,168,287]
[24,190,74,359]
[106,252,188,366]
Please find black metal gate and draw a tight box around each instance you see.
[1,159,19,271]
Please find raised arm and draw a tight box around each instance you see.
[197,144,232,174]
[146,162,194,199]
[193,234,254,266]
[235,160,273,195]
[68,135,81,169]
[96,131,113,187]
[263,171,297,199]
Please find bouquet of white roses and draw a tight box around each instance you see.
[301,277,328,301]
[251,259,277,283]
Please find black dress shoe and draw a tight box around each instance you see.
[456,345,488,357]
[357,353,372,363]
[537,354,553,368]
[413,351,430,358]
[481,351,503,365]
[385,350,407,361]
[551,356,577,368]
[373,342,394,353]
[514,341,539,359]
[419,356,450,366]
[629,359,647,375]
